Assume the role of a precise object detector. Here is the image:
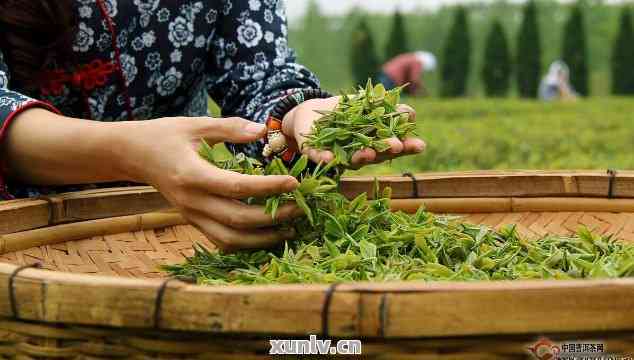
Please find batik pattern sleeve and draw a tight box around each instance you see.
[206,0,322,159]
[0,50,60,200]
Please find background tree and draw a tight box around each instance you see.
[482,20,512,97]
[293,1,335,87]
[350,17,380,87]
[385,10,410,61]
[517,0,542,98]
[612,7,634,95]
[562,2,589,96]
[441,7,471,97]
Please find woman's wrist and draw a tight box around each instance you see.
[106,120,157,184]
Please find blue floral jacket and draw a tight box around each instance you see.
[0,0,320,199]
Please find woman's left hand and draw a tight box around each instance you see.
[281,97,426,169]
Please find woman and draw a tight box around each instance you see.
[0,0,425,251]
[377,51,437,97]
[539,60,578,101]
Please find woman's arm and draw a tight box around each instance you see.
[3,108,302,251]
[3,108,131,185]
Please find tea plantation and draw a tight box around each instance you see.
[350,98,634,175]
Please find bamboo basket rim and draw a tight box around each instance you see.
[3,169,634,234]
[1,170,634,338]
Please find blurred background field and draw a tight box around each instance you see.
[349,97,634,175]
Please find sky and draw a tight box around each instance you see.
[285,0,524,20]
[285,0,629,21]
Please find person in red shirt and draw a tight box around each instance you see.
[377,51,437,96]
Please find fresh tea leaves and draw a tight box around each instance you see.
[305,80,416,166]
[164,179,634,284]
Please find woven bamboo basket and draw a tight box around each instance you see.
[1,170,634,359]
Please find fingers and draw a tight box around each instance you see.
[193,117,268,145]
[351,148,377,167]
[383,138,404,154]
[187,157,299,198]
[402,137,426,154]
[187,194,304,229]
[350,138,403,166]
[305,148,335,164]
[186,211,296,252]
[350,137,427,168]
[397,104,416,122]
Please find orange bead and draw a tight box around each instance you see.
[266,116,282,131]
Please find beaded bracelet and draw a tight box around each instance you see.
[263,89,333,162]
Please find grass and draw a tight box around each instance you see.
[211,97,634,176]
[350,97,634,176]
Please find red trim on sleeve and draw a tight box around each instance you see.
[0,100,61,200]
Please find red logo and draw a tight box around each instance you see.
[527,338,561,360]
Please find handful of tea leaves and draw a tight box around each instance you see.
[305,80,416,166]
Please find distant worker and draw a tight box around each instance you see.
[539,61,578,101]
[377,51,437,97]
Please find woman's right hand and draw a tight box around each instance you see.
[117,116,302,252]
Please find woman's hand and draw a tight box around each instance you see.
[282,97,426,169]
[118,117,303,252]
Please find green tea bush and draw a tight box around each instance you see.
[352,98,634,175]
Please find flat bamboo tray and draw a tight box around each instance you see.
[1,171,634,359]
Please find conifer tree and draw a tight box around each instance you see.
[441,7,471,97]
[612,8,634,95]
[562,3,589,96]
[350,17,380,87]
[482,20,512,97]
[385,10,410,61]
[517,0,542,98]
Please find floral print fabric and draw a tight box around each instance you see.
[0,0,320,199]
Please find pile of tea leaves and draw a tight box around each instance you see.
[163,82,634,285]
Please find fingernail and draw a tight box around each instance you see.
[284,177,300,191]
[390,144,404,155]
[246,122,265,134]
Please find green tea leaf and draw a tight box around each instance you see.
[359,239,377,261]
[289,155,309,178]
[293,190,314,226]
[198,139,216,163]
[265,197,280,220]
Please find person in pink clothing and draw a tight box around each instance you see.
[377,51,437,96]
